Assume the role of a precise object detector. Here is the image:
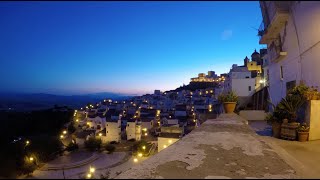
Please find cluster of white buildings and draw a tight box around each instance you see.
[73,88,218,150]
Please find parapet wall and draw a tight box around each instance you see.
[115,113,297,179]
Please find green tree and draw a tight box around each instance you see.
[68,122,76,134]
[85,137,102,151]
[104,144,116,154]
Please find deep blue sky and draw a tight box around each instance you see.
[0,1,265,95]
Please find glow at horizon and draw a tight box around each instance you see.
[0,1,264,95]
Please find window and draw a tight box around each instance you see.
[246,76,249,78]
[280,66,284,80]
[249,86,252,91]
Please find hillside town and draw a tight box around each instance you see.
[71,47,266,153]
[2,1,320,179]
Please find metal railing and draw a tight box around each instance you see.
[258,21,266,41]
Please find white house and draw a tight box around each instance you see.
[105,117,121,143]
[258,1,320,105]
[224,64,256,97]
[126,119,142,141]
[86,115,106,132]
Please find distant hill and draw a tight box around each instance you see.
[174,82,219,92]
[0,92,133,112]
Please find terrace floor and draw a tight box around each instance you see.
[115,113,298,179]
[248,119,320,178]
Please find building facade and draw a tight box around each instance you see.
[258,1,320,105]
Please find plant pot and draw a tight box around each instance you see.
[272,122,281,138]
[223,102,236,113]
[281,122,300,140]
[298,131,309,142]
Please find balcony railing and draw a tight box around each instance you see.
[258,1,290,44]
[258,21,266,42]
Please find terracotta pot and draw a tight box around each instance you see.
[223,102,236,113]
[272,122,281,138]
[298,131,309,142]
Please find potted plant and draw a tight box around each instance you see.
[218,91,238,113]
[267,99,288,138]
[276,95,306,140]
[304,86,320,100]
[297,123,310,142]
[289,83,320,101]
[277,95,306,123]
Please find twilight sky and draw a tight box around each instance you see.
[0,1,265,95]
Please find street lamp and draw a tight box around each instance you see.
[87,173,92,179]
[63,130,67,135]
[142,146,146,150]
[90,167,95,173]
[26,140,30,146]
[134,158,138,163]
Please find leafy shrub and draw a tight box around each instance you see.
[131,140,148,153]
[67,122,76,134]
[66,142,79,152]
[104,144,116,153]
[19,157,37,176]
[110,141,118,144]
[84,137,102,151]
[128,138,136,142]
[277,95,306,122]
[218,91,238,103]
[297,123,310,132]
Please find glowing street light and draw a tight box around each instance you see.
[163,145,167,148]
[144,133,148,136]
[168,140,172,144]
[142,146,146,150]
[134,158,138,163]
[76,119,79,122]
[99,133,102,137]
[90,167,95,173]
[138,153,143,157]
[87,173,92,179]
[63,130,67,135]
[60,135,64,139]
[29,157,34,161]
[26,140,30,145]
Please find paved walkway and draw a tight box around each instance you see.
[116,113,298,179]
[28,152,126,179]
[248,120,320,178]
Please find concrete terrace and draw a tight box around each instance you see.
[116,113,298,179]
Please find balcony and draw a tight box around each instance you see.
[259,1,290,44]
